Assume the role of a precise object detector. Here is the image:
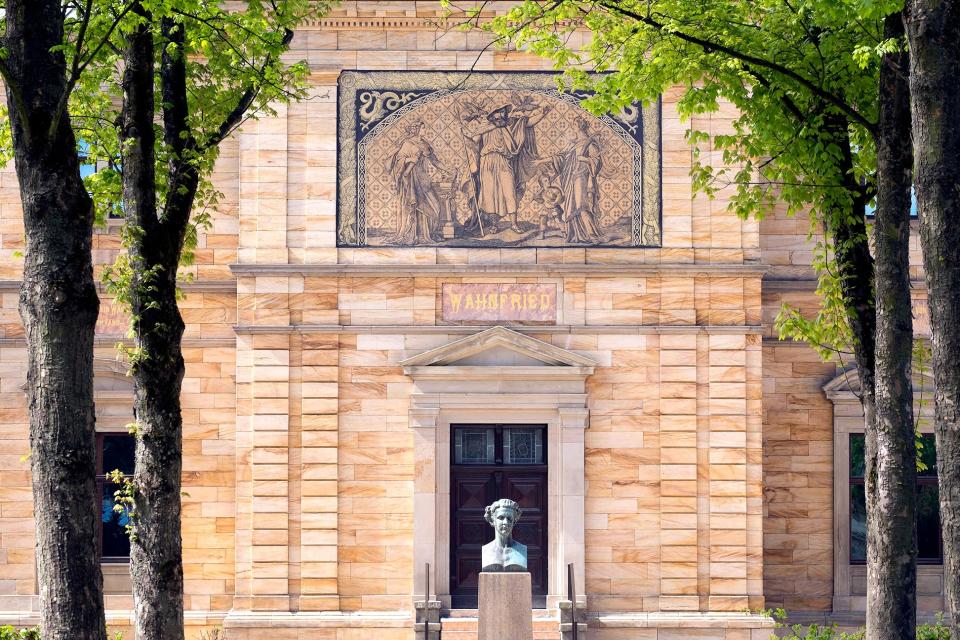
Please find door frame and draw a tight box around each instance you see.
[448,423,550,608]
[403,327,594,611]
[410,402,588,611]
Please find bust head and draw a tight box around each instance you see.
[481,499,528,572]
[484,498,522,541]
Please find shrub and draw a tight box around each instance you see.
[917,614,951,640]
[0,628,41,640]
[0,628,122,640]
[774,622,864,640]
[772,609,951,640]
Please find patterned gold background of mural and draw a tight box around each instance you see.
[338,71,662,248]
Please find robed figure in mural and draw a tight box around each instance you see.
[387,120,449,244]
[459,100,549,235]
[537,120,604,243]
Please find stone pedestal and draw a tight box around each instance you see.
[559,600,588,639]
[478,572,533,640]
[413,599,441,640]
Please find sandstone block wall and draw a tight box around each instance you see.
[1,2,923,637]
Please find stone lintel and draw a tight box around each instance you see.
[229,262,768,277]
[232,324,766,336]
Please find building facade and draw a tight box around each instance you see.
[0,2,942,638]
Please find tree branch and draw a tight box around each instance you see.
[201,25,295,151]
[159,14,199,247]
[742,64,807,123]
[68,0,94,90]
[120,0,157,238]
[48,0,137,141]
[170,7,277,49]
[0,55,31,136]
[594,0,878,135]
[73,1,136,79]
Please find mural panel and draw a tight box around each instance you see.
[337,71,661,248]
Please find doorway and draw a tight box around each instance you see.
[449,424,548,608]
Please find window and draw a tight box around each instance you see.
[96,433,135,562]
[452,425,546,465]
[79,139,109,180]
[865,188,918,218]
[79,139,123,220]
[849,433,941,564]
[503,427,543,465]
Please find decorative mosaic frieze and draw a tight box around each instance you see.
[337,70,662,248]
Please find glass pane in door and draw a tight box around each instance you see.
[503,427,543,464]
[454,428,495,464]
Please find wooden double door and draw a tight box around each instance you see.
[449,424,548,608]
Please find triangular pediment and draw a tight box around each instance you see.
[823,366,934,401]
[400,326,597,369]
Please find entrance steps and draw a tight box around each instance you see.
[440,610,561,639]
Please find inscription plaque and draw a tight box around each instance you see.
[442,284,557,323]
[96,301,128,336]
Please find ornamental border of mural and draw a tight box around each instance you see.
[336,70,662,248]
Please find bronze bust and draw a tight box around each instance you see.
[481,498,528,573]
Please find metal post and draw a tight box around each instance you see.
[424,563,430,640]
[567,563,578,640]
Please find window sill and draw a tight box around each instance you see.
[102,562,131,595]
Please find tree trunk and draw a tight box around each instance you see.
[822,116,878,439]
[866,12,917,640]
[121,10,186,640]
[2,2,106,639]
[905,0,960,634]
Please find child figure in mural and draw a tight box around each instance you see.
[460,99,550,236]
[536,119,604,243]
[386,120,450,244]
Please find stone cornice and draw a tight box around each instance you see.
[0,337,236,348]
[404,365,595,381]
[763,276,927,292]
[233,324,764,335]
[410,391,590,409]
[229,262,768,277]
[0,280,236,293]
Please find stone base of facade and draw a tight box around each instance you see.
[0,608,774,640]
[591,613,775,639]
[0,607,225,638]
[223,611,412,639]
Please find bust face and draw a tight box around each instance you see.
[492,507,518,538]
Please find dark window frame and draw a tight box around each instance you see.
[450,424,547,467]
[849,433,942,565]
[95,432,135,564]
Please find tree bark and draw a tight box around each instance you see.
[866,12,917,640]
[121,9,186,640]
[905,0,960,634]
[822,116,878,436]
[2,2,106,639]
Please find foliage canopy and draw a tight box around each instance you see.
[475,0,902,360]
